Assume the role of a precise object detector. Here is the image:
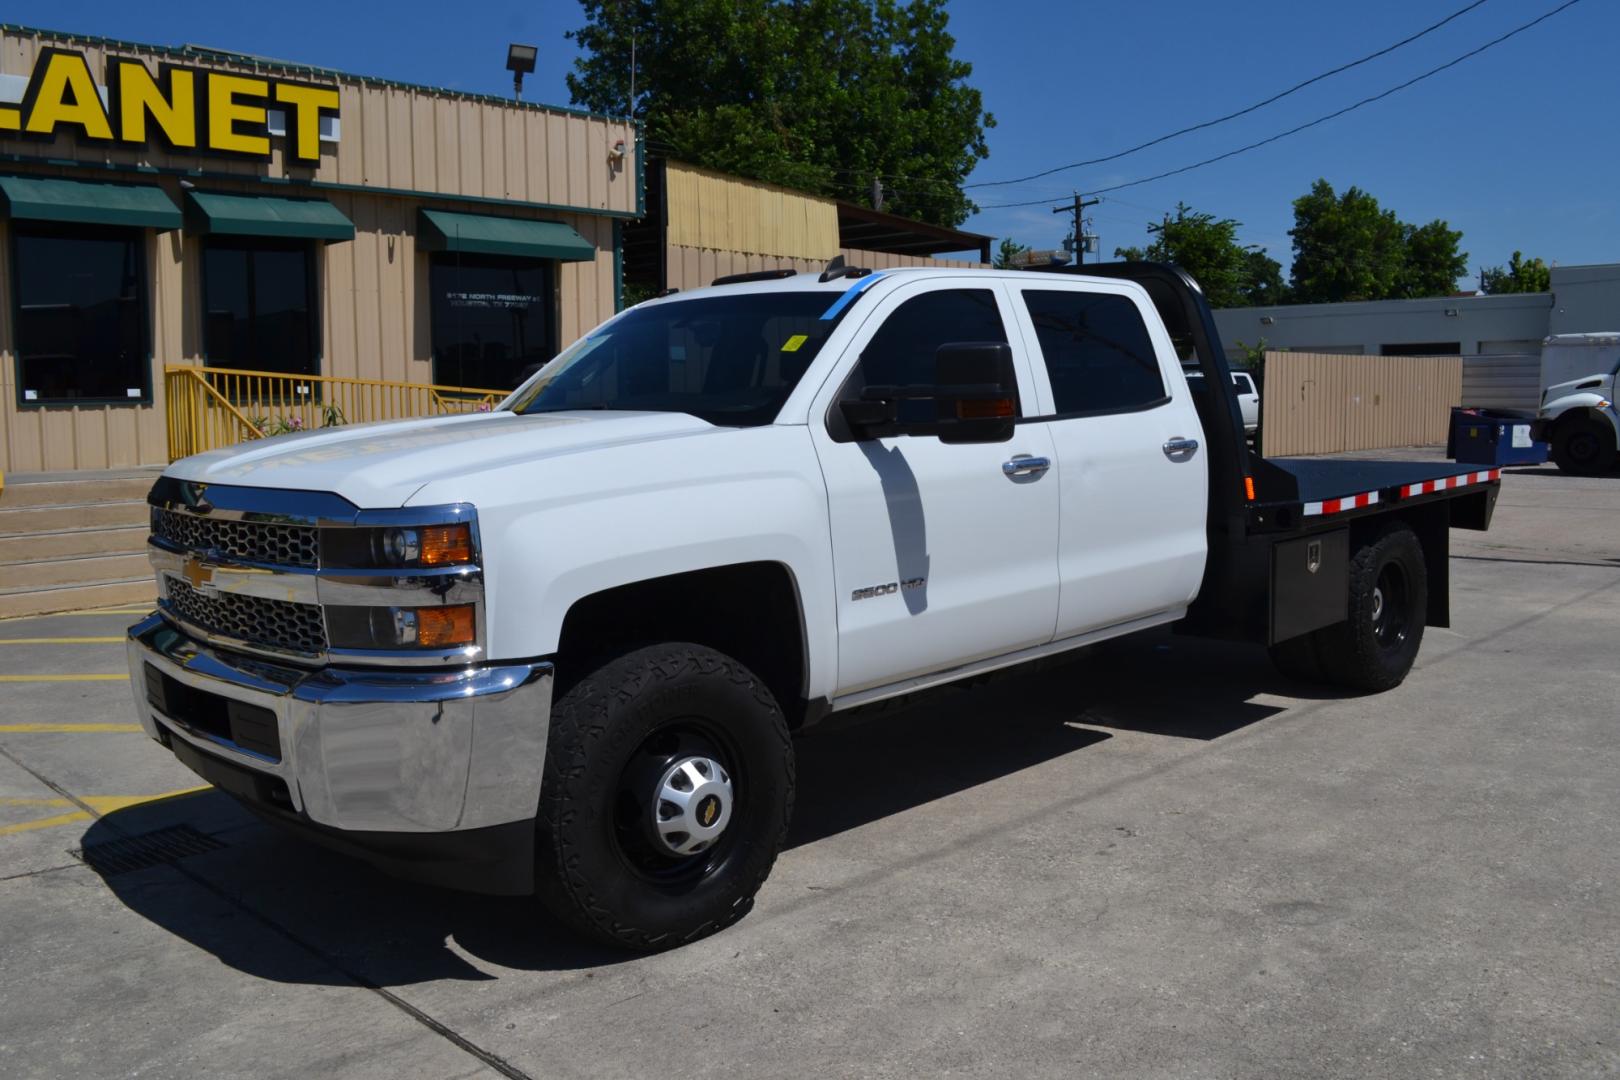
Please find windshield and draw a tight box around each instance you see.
[507,291,846,426]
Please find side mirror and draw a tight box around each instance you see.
[932,341,1018,444]
[836,341,1018,444]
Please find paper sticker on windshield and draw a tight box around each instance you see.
[781,334,809,353]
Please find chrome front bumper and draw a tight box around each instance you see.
[126,614,553,836]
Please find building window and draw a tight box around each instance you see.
[11,223,149,405]
[1380,342,1461,356]
[1020,289,1167,416]
[430,253,555,390]
[202,238,319,375]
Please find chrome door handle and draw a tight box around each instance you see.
[1162,437,1200,458]
[1002,455,1051,478]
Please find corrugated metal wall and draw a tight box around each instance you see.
[0,29,638,214]
[1259,352,1463,456]
[664,162,840,260]
[662,245,988,291]
[1461,353,1542,412]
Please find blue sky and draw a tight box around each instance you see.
[12,0,1615,282]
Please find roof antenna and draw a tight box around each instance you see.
[819,255,871,283]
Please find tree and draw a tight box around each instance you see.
[566,0,993,227]
[1288,180,1406,302]
[1110,203,1284,309]
[1288,179,1468,302]
[1397,219,1468,299]
[992,237,1030,269]
[1480,251,1551,294]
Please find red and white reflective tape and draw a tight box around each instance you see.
[1401,469,1500,498]
[1303,491,1380,517]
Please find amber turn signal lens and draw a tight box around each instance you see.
[419,523,473,566]
[957,398,1015,420]
[416,604,476,647]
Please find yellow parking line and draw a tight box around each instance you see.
[0,786,210,837]
[0,723,143,733]
[0,674,126,682]
[0,637,124,645]
[0,810,91,836]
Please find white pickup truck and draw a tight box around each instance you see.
[127,261,1501,950]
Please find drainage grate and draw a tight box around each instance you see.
[75,824,226,876]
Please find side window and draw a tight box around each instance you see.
[852,288,1012,422]
[1020,289,1167,416]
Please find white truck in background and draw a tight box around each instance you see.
[126,261,1502,951]
[1533,332,1620,474]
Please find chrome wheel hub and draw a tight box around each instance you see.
[1371,585,1385,623]
[653,756,733,855]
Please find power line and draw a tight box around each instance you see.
[975,0,1586,210]
[965,0,1493,191]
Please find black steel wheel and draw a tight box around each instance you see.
[535,643,794,951]
[1314,524,1428,693]
[1551,416,1618,476]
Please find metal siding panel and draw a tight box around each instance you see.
[523,111,550,205]
[433,97,461,195]
[585,120,607,211]
[360,87,389,186]
[324,192,359,379]
[481,108,504,200]
[504,110,526,202]
[349,198,383,381]
[335,85,366,186]
[457,99,484,196]
[408,94,437,194]
[386,89,414,191]
[546,113,569,212]
[375,198,409,383]
[566,118,588,211]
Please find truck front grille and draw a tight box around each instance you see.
[164,579,327,656]
[153,509,319,568]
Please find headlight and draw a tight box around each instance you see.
[324,522,476,569]
[327,603,478,650]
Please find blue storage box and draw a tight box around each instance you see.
[1447,407,1549,466]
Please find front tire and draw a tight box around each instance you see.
[535,643,794,951]
[1551,416,1618,475]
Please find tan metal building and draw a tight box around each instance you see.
[628,160,990,296]
[0,24,639,473]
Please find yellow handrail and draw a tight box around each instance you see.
[163,364,507,461]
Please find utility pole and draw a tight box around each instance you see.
[1054,192,1100,264]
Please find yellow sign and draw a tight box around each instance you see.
[0,47,339,163]
[781,334,809,353]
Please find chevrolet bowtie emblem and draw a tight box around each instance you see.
[182,559,217,593]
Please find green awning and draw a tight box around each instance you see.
[0,175,181,230]
[186,191,354,242]
[417,208,595,261]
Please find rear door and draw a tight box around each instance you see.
[1007,282,1208,640]
[808,279,1060,697]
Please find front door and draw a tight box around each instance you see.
[809,280,1060,698]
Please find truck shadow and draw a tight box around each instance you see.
[86,633,1315,985]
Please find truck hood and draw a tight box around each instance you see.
[165,410,718,507]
